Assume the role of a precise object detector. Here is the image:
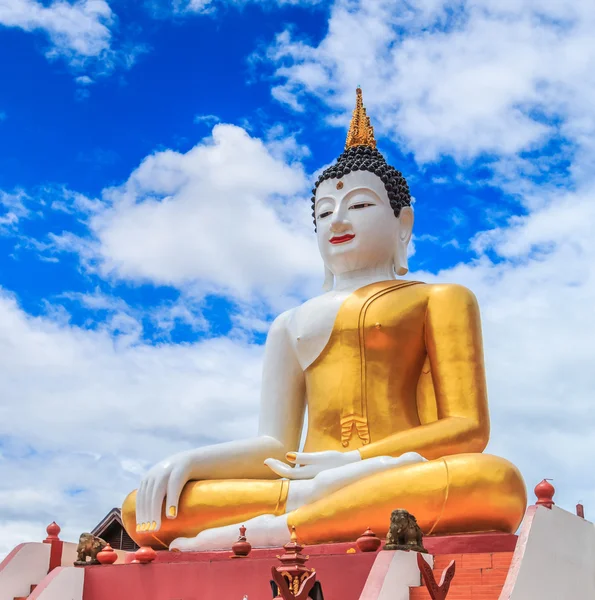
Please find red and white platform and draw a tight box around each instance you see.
[2,494,594,600]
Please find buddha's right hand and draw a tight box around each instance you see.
[136,451,196,532]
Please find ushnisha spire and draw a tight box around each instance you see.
[345,87,377,150]
[311,86,411,230]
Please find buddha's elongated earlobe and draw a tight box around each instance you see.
[394,206,414,276]
[394,254,408,276]
[322,265,334,291]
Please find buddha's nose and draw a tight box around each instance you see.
[330,216,350,233]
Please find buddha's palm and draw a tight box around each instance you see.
[265,450,361,479]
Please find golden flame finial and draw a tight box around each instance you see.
[290,526,298,543]
[345,87,376,150]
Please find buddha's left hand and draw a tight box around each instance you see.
[265,450,360,479]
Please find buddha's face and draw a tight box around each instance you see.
[315,171,410,276]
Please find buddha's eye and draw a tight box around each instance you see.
[348,202,375,210]
[318,211,333,219]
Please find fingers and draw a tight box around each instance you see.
[265,458,293,477]
[149,476,168,532]
[136,477,148,532]
[265,458,320,480]
[286,451,329,465]
[144,478,156,530]
[165,465,189,520]
[140,477,156,532]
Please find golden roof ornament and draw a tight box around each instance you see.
[345,87,377,150]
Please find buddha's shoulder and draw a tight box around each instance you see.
[268,307,294,333]
[278,293,337,329]
[267,297,320,334]
[412,282,479,309]
[270,292,344,338]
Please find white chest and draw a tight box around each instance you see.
[286,290,352,370]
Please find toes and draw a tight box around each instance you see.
[400,452,426,464]
[169,538,192,552]
[170,536,198,552]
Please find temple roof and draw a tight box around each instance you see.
[91,507,123,538]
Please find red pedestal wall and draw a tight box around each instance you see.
[84,553,378,600]
[424,533,516,555]
[83,534,518,600]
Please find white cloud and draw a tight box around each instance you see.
[60,288,210,337]
[0,286,265,557]
[149,295,209,335]
[0,0,146,76]
[194,114,220,126]
[75,75,94,85]
[265,0,595,167]
[0,190,31,233]
[53,123,321,307]
[0,0,112,60]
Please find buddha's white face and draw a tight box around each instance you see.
[315,170,409,276]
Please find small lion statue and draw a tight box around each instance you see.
[384,509,427,553]
[74,533,108,566]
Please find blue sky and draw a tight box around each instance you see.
[1,0,595,555]
[0,1,494,323]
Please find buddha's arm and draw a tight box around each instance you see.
[185,310,306,481]
[136,312,306,530]
[359,284,490,461]
[255,310,307,473]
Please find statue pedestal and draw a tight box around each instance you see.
[80,534,518,600]
[11,505,595,600]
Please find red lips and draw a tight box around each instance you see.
[330,234,356,245]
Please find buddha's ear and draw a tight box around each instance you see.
[394,206,414,276]
[322,265,334,291]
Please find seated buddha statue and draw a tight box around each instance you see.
[122,88,527,551]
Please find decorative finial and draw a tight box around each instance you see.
[534,479,555,509]
[45,522,61,542]
[290,525,298,543]
[231,525,252,558]
[356,527,381,553]
[97,543,118,565]
[134,546,157,564]
[345,87,377,150]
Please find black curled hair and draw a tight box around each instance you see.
[310,146,412,230]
